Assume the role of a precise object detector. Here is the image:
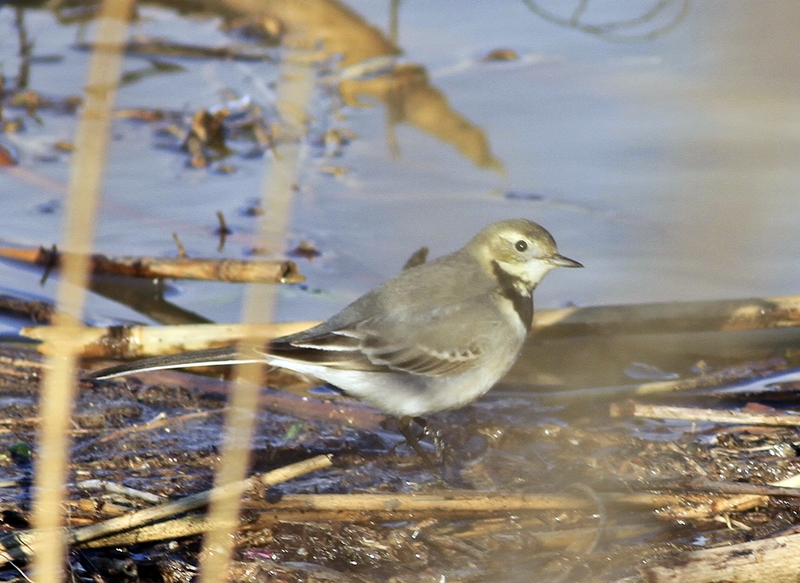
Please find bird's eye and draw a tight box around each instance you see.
[515,240,528,252]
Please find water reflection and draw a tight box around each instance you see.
[340,63,503,171]
[1,2,800,580]
[204,0,502,171]
[9,0,503,173]
[646,2,800,301]
[2,1,799,318]
[522,0,689,41]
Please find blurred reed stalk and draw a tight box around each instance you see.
[197,35,317,583]
[31,0,134,582]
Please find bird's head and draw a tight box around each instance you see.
[467,219,583,294]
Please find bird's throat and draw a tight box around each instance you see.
[491,260,534,329]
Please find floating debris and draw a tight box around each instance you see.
[504,190,545,201]
[287,240,321,260]
[317,164,349,177]
[35,199,61,214]
[52,140,74,153]
[482,48,520,62]
[241,199,263,217]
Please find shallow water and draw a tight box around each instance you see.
[0,0,798,337]
[1,5,799,580]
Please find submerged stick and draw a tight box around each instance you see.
[688,478,800,499]
[244,490,679,519]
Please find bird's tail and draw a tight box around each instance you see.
[87,346,265,380]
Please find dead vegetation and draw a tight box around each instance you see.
[2,1,799,581]
[0,244,304,284]
[2,297,800,583]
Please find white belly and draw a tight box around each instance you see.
[265,338,523,417]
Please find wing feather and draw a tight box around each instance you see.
[269,304,494,377]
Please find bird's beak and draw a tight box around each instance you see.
[549,254,583,268]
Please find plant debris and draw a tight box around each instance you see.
[3,296,800,582]
[0,244,305,284]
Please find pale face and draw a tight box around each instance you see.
[492,230,559,291]
[469,219,581,294]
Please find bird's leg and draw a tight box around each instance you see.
[395,417,475,487]
[407,417,455,464]
[396,416,438,473]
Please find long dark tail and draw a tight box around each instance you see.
[87,346,265,380]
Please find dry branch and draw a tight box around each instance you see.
[533,294,800,339]
[640,531,800,583]
[65,491,669,549]
[22,321,319,359]
[20,294,800,359]
[536,362,800,404]
[21,294,800,362]
[0,454,332,566]
[81,515,660,551]
[610,402,800,426]
[655,473,800,520]
[0,294,53,323]
[0,245,304,283]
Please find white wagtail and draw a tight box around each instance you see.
[90,219,581,455]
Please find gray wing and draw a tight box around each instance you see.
[270,249,522,377]
[269,297,504,377]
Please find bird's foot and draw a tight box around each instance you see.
[396,416,438,471]
[395,416,473,487]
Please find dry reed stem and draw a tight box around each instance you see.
[611,402,800,426]
[22,321,319,358]
[198,38,317,583]
[23,293,800,361]
[30,1,133,582]
[0,455,332,567]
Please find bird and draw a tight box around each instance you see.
[89,219,581,459]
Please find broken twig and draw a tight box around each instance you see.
[610,402,800,426]
[23,321,318,359]
[0,454,332,566]
[641,530,800,583]
[0,245,304,283]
